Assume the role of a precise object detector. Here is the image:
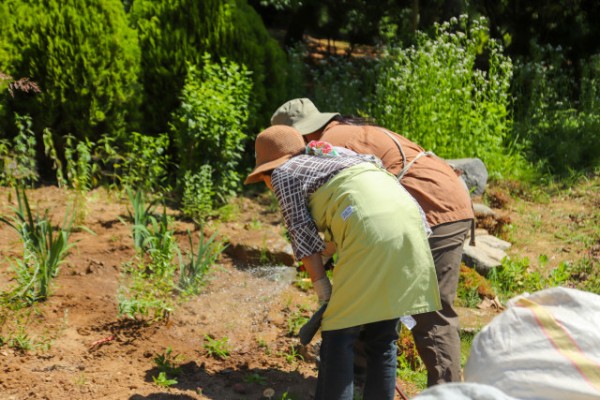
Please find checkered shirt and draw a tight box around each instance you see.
[271,154,382,260]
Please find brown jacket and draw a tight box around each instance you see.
[321,121,474,227]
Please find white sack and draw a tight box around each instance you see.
[412,382,517,400]
[464,287,600,400]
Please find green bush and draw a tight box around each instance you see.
[130,0,287,135]
[115,132,171,193]
[512,47,600,176]
[0,0,140,142]
[371,16,526,180]
[0,114,38,187]
[228,0,289,131]
[171,56,252,217]
[309,55,379,116]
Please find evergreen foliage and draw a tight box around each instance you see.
[229,0,289,131]
[0,0,140,142]
[130,0,288,135]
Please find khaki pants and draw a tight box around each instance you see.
[412,219,472,387]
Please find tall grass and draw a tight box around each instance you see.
[0,187,74,304]
[178,229,225,295]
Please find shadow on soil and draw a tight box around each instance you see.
[137,361,317,400]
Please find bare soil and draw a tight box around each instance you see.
[0,176,597,400]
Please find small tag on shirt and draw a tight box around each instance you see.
[341,205,354,221]
[401,315,417,330]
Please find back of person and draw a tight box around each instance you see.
[320,121,474,227]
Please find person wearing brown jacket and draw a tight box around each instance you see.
[271,98,475,387]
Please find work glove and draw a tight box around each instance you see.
[313,276,332,305]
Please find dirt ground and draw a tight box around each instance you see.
[0,178,597,400]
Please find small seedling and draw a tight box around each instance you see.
[281,345,303,364]
[286,309,308,337]
[203,335,230,360]
[154,347,182,376]
[256,338,271,355]
[153,371,178,387]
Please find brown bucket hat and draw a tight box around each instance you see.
[244,125,306,185]
[270,98,340,135]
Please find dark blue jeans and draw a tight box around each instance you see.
[315,318,400,400]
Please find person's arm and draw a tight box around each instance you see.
[302,253,331,304]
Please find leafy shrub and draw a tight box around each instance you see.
[0,0,140,142]
[512,47,600,176]
[116,132,171,193]
[309,56,379,116]
[180,168,214,221]
[171,56,252,216]
[0,114,38,187]
[371,16,526,180]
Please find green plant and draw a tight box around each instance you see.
[125,188,157,251]
[281,344,303,364]
[310,56,379,116]
[512,47,600,176]
[142,208,180,279]
[293,270,313,292]
[8,329,31,352]
[117,207,180,322]
[0,0,140,141]
[488,254,575,301]
[130,0,287,135]
[1,114,38,187]
[117,267,175,322]
[153,371,178,387]
[256,338,271,355]
[571,257,600,294]
[178,230,225,295]
[154,347,183,376]
[0,187,74,304]
[396,326,426,389]
[459,330,476,368]
[203,335,230,360]
[64,134,94,193]
[180,167,215,221]
[117,132,171,193]
[73,373,87,386]
[171,55,252,214]
[372,16,526,180]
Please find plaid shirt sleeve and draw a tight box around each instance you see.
[271,154,384,260]
[272,168,325,260]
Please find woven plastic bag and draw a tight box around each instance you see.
[464,287,600,400]
[412,382,517,400]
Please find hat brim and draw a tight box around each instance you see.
[293,112,340,135]
[244,154,293,185]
